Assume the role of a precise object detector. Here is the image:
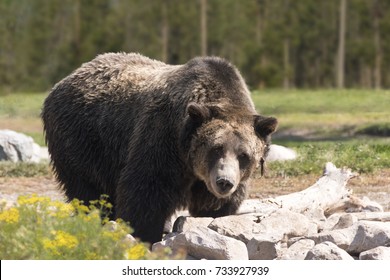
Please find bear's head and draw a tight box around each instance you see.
[184,101,277,199]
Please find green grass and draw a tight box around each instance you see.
[0,162,51,177]
[0,90,389,177]
[0,92,47,118]
[252,89,390,136]
[253,89,390,114]
[0,92,47,145]
[268,138,390,176]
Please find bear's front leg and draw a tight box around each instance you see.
[115,181,175,245]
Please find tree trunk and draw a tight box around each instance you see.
[161,1,169,62]
[200,0,207,56]
[336,0,346,88]
[73,0,81,62]
[238,162,383,216]
[373,0,382,90]
[283,38,290,89]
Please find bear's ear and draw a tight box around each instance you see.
[187,103,210,124]
[254,115,278,138]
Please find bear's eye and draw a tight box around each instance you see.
[238,152,250,168]
[211,145,224,157]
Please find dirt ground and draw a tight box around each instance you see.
[1,170,389,211]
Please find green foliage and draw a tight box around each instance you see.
[2,1,390,91]
[0,195,175,260]
[0,92,46,118]
[268,139,390,176]
[0,162,50,177]
[253,89,390,115]
[252,89,390,135]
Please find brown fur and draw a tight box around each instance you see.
[41,53,277,244]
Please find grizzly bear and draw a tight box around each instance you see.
[42,53,277,244]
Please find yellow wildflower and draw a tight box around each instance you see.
[77,205,90,214]
[43,230,79,254]
[0,207,20,223]
[125,243,147,260]
[17,194,49,205]
[48,201,75,218]
[103,230,123,241]
[85,252,100,260]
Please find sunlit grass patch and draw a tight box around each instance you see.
[267,138,390,176]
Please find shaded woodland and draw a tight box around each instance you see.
[1,0,390,92]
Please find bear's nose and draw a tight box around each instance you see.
[216,177,234,193]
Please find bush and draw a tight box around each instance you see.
[0,195,175,260]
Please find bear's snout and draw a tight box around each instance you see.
[216,177,234,194]
[208,154,240,198]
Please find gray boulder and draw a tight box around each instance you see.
[152,226,248,260]
[0,129,48,162]
[348,221,390,254]
[246,235,281,260]
[266,144,297,162]
[280,239,315,260]
[305,241,354,260]
[359,246,390,260]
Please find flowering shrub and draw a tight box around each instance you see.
[0,194,175,260]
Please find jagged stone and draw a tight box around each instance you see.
[348,221,390,254]
[280,239,315,260]
[306,224,358,250]
[352,212,390,222]
[305,241,354,260]
[359,246,390,260]
[253,209,318,241]
[332,213,358,230]
[246,235,281,260]
[152,226,248,260]
[0,130,49,162]
[208,214,262,243]
[173,216,214,233]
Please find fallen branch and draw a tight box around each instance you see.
[239,162,383,216]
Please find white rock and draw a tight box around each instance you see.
[266,144,297,162]
[247,235,281,260]
[304,241,354,260]
[254,209,318,241]
[0,129,48,162]
[306,224,358,250]
[152,226,248,260]
[280,239,315,260]
[208,214,262,243]
[237,199,280,215]
[308,221,390,254]
[332,213,358,230]
[302,208,326,231]
[322,213,344,232]
[173,216,214,233]
[352,212,390,222]
[348,221,390,254]
[359,246,390,260]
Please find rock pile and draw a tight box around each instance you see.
[152,163,390,260]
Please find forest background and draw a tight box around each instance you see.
[1,0,390,92]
